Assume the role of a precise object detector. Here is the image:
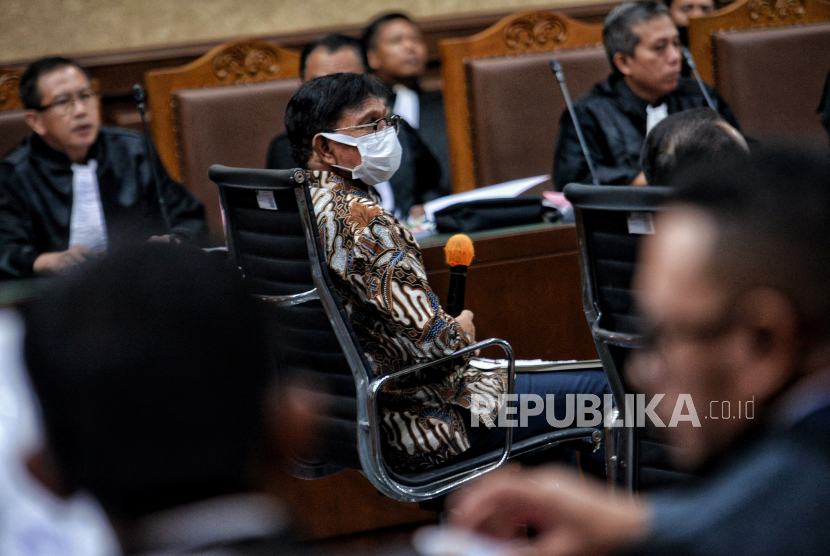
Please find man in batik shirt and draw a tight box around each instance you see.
[284,73,608,471]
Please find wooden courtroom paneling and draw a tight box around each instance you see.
[420,223,599,362]
[0,4,619,134]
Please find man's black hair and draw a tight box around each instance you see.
[603,1,671,73]
[669,147,830,324]
[24,244,274,519]
[362,12,416,51]
[284,72,391,167]
[20,56,91,110]
[641,107,749,184]
[300,34,369,81]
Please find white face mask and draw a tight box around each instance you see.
[319,126,402,186]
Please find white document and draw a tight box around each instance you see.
[423,175,549,222]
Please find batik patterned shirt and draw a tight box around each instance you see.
[307,171,506,470]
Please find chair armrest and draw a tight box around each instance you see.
[364,337,516,500]
[258,288,320,307]
[591,317,644,348]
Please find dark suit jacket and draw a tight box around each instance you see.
[0,128,207,278]
[623,404,830,556]
[265,132,297,171]
[553,74,740,189]
[415,89,452,196]
[819,68,830,147]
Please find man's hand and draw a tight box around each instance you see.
[630,172,648,186]
[33,245,95,276]
[448,466,650,556]
[455,309,476,343]
[148,234,181,244]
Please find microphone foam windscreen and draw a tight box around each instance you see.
[444,234,474,267]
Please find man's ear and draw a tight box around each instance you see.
[366,48,381,72]
[613,52,633,76]
[26,446,77,499]
[24,110,45,136]
[312,134,337,166]
[731,288,801,404]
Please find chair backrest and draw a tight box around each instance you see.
[208,165,363,477]
[564,184,684,491]
[439,11,606,193]
[0,69,30,158]
[145,41,300,244]
[687,0,830,149]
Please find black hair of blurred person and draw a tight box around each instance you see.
[284,72,391,167]
[361,12,416,51]
[640,107,749,184]
[19,56,92,110]
[300,34,368,81]
[23,244,274,521]
[669,146,830,323]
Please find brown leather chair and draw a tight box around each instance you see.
[0,69,31,158]
[688,0,830,149]
[440,11,607,193]
[145,40,300,244]
[174,79,299,245]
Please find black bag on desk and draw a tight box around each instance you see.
[434,197,544,233]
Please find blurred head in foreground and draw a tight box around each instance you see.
[631,147,830,470]
[24,245,305,545]
[641,107,749,184]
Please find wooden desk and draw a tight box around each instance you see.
[419,223,598,362]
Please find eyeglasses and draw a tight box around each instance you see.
[333,115,401,135]
[638,296,739,355]
[37,89,98,116]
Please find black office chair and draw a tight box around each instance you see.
[564,183,692,492]
[209,165,601,502]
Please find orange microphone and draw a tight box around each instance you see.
[444,234,474,317]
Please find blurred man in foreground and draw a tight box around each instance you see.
[24,245,308,555]
[451,148,830,555]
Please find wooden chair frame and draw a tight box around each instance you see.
[144,39,299,182]
[688,0,830,85]
[439,11,603,194]
[0,69,23,112]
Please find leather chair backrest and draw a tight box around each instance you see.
[0,69,29,159]
[0,111,29,158]
[215,175,360,471]
[565,184,689,491]
[466,47,609,187]
[174,78,300,245]
[712,22,830,149]
[145,40,300,245]
[440,11,604,193]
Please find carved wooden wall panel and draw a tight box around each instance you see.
[0,70,23,111]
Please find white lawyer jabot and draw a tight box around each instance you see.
[646,103,669,135]
[393,84,420,129]
[69,159,107,252]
